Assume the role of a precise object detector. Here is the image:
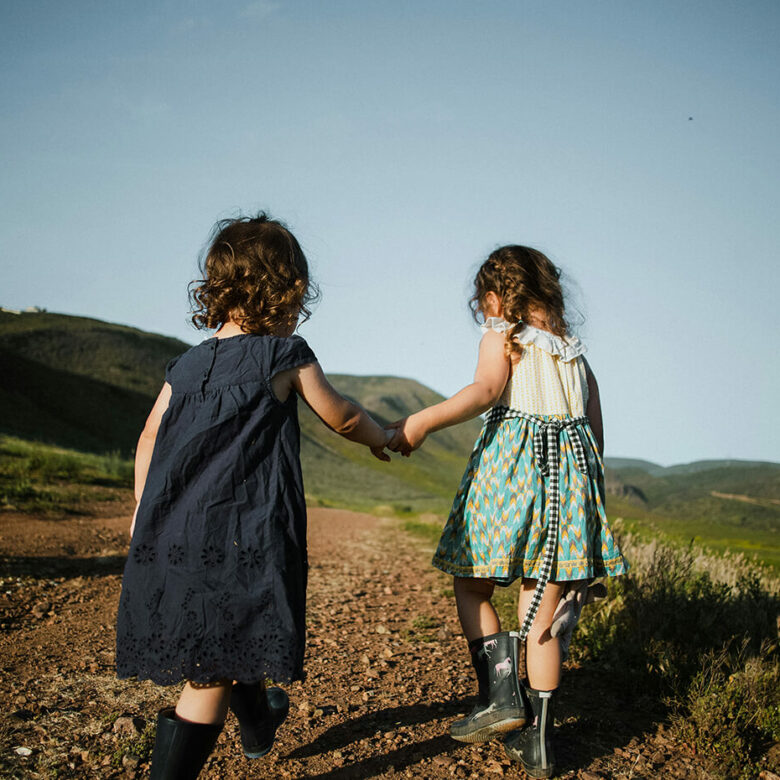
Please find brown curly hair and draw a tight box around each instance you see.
[470,245,567,357]
[189,213,319,334]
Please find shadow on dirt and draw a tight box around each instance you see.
[287,700,466,760]
[298,734,455,779]
[0,554,126,578]
[288,668,668,778]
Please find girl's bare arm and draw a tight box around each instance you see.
[134,382,172,500]
[130,382,172,535]
[281,361,390,459]
[583,358,604,454]
[389,329,510,453]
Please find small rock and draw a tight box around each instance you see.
[122,754,140,769]
[14,747,33,757]
[31,601,51,619]
[581,772,604,780]
[312,708,324,718]
[438,625,453,640]
[433,755,454,766]
[360,653,370,666]
[381,647,394,659]
[759,772,780,780]
[112,716,142,737]
[376,624,388,634]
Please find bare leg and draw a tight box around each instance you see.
[175,679,232,725]
[454,576,500,642]
[517,579,565,690]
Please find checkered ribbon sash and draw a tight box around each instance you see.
[485,406,590,476]
[485,406,590,639]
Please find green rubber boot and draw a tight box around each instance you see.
[229,681,289,758]
[450,631,527,743]
[504,685,556,778]
[149,708,222,780]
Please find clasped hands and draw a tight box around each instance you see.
[370,412,429,461]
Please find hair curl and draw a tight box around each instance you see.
[470,245,567,357]
[189,213,319,335]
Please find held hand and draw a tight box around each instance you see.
[387,413,428,456]
[370,429,393,462]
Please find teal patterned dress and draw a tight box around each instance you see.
[432,320,627,585]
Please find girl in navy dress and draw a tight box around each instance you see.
[116,213,391,779]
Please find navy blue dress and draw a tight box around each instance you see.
[116,333,316,686]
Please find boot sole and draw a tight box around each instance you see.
[450,716,527,743]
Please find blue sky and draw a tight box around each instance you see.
[1,0,778,465]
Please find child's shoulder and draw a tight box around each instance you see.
[164,334,316,387]
[261,333,317,374]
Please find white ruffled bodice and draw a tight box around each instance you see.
[481,318,589,416]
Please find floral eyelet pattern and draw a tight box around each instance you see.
[200,545,225,567]
[238,547,263,568]
[133,543,156,565]
[167,544,184,566]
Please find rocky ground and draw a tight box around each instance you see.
[0,499,718,779]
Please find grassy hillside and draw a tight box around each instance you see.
[0,346,153,454]
[0,310,189,396]
[0,311,480,514]
[606,459,780,571]
[2,310,777,567]
[300,375,480,514]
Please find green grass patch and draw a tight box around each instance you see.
[111,721,156,769]
[404,614,440,643]
[0,435,133,513]
[402,518,445,545]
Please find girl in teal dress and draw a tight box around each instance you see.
[388,245,627,779]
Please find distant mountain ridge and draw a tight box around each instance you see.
[1,310,778,530]
[604,456,780,475]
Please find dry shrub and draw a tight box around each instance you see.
[675,640,779,779]
[572,529,779,778]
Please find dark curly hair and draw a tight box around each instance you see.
[188,213,319,334]
[470,245,566,358]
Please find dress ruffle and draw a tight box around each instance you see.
[480,319,586,363]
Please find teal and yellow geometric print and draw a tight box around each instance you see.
[432,414,628,583]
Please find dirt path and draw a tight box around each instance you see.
[0,502,712,779]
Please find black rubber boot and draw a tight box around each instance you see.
[229,681,289,758]
[450,631,527,743]
[149,707,222,780]
[503,685,556,779]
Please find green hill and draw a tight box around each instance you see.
[0,310,481,514]
[1,310,777,564]
[606,460,780,570]
[0,310,189,396]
